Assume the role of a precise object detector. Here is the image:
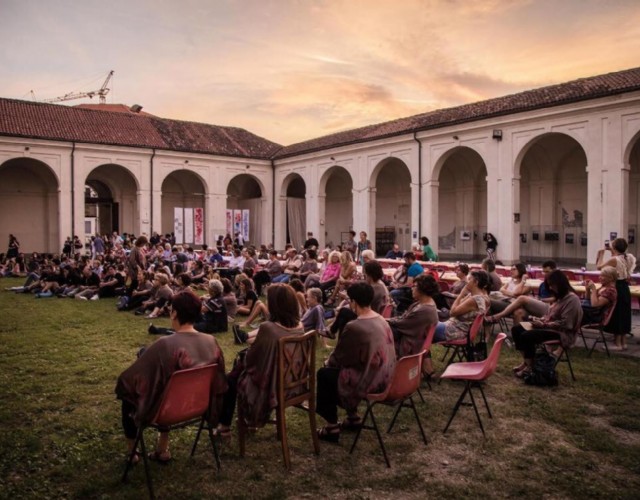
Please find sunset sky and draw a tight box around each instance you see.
[1,0,640,145]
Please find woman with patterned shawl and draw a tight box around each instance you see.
[315,282,396,442]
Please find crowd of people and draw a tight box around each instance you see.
[2,229,637,461]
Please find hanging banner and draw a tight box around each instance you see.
[226,210,233,236]
[184,208,194,244]
[174,207,184,244]
[242,209,250,241]
[194,208,204,245]
[234,210,242,236]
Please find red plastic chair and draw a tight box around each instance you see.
[579,298,617,357]
[381,303,394,319]
[438,314,485,373]
[122,364,220,499]
[440,333,507,436]
[562,270,578,281]
[349,351,427,467]
[416,324,438,398]
[438,281,450,293]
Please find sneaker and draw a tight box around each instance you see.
[77,296,88,301]
[90,295,99,301]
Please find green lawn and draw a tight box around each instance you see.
[1,277,639,499]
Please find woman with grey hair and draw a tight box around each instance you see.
[149,279,228,335]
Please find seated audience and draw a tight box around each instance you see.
[384,243,404,260]
[487,260,557,325]
[363,260,389,314]
[489,262,531,314]
[481,258,503,292]
[581,266,617,325]
[315,282,396,441]
[214,284,303,436]
[510,270,583,378]
[387,274,439,359]
[433,270,491,342]
[116,291,227,463]
[389,252,424,313]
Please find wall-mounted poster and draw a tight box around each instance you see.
[184,208,194,244]
[629,228,635,244]
[460,230,471,241]
[226,210,233,236]
[532,232,539,241]
[233,210,242,235]
[174,207,184,244]
[580,232,587,246]
[194,208,204,245]
[242,209,250,241]
[520,233,527,243]
[565,233,574,244]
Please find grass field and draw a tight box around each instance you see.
[1,277,639,499]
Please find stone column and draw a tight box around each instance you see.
[422,179,439,253]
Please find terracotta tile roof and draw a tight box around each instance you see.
[74,103,156,116]
[274,66,640,159]
[0,99,282,159]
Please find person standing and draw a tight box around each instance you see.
[486,233,498,261]
[343,231,357,258]
[419,236,438,262]
[7,234,20,259]
[596,237,637,350]
[127,236,148,295]
[356,231,372,265]
[304,232,319,250]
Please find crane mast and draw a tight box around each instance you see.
[43,70,114,104]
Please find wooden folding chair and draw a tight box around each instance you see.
[238,330,320,469]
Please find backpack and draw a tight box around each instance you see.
[116,295,130,311]
[524,350,558,387]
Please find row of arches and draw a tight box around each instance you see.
[2,130,640,262]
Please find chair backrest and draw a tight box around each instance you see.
[601,297,617,327]
[478,333,507,379]
[438,281,450,292]
[562,270,577,281]
[468,313,485,343]
[422,324,437,353]
[421,324,437,372]
[381,303,394,319]
[385,351,424,402]
[152,364,217,427]
[277,330,316,409]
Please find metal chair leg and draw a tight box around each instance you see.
[443,382,470,434]
[467,384,486,437]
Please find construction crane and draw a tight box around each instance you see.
[43,70,114,104]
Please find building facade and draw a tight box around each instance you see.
[2,68,640,266]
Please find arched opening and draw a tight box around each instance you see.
[161,170,206,246]
[437,148,487,260]
[627,135,640,257]
[321,166,353,248]
[372,158,412,255]
[85,164,138,239]
[518,133,588,264]
[0,158,59,253]
[227,174,264,245]
[283,174,306,249]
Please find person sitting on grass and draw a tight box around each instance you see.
[116,290,227,464]
[220,277,238,320]
[149,279,228,335]
[134,273,173,318]
[235,278,259,317]
[315,282,396,442]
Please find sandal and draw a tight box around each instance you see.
[317,425,340,443]
[514,367,532,379]
[340,416,363,431]
[125,450,140,465]
[148,450,172,464]
[212,426,232,440]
